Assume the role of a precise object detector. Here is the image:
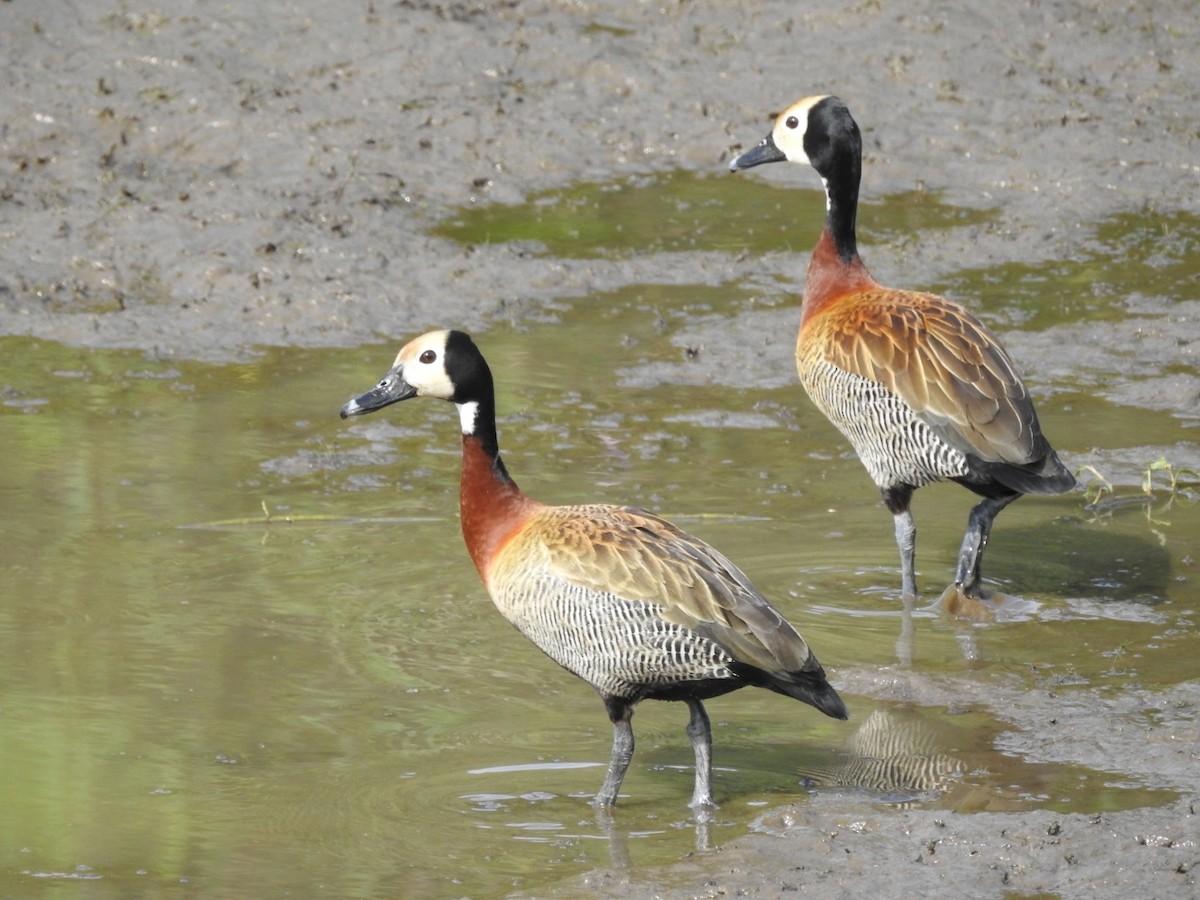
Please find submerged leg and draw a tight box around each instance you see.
[884,485,918,599]
[954,493,1019,596]
[594,696,635,808]
[684,698,715,810]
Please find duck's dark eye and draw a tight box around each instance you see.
[785,116,799,129]
[420,350,437,364]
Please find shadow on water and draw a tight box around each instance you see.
[1,174,1197,896]
[1003,516,1174,603]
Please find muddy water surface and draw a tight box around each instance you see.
[2,179,1197,897]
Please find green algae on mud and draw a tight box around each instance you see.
[928,208,1200,330]
[434,169,1199,345]
[431,168,997,259]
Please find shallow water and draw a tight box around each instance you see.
[2,175,1198,897]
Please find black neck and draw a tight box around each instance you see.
[809,98,863,265]
[827,181,859,262]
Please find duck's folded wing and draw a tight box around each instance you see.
[534,505,819,675]
[818,291,1046,465]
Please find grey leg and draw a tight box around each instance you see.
[955,494,1018,596]
[893,508,918,599]
[594,698,634,808]
[884,485,918,599]
[685,698,715,810]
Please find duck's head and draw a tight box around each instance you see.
[728,94,860,183]
[340,329,493,430]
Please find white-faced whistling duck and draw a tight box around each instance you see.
[729,95,1075,605]
[340,329,848,809]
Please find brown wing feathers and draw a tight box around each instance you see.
[535,505,818,677]
[817,291,1040,465]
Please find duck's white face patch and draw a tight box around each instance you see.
[771,95,831,209]
[395,330,456,401]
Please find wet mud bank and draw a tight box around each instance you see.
[2,1,1197,366]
